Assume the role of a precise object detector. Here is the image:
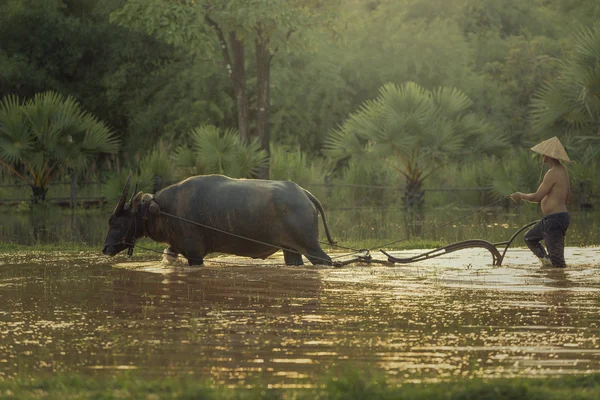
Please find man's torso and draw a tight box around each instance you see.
[541,164,570,215]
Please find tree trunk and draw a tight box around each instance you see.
[229,32,250,144]
[70,171,77,209]
[402,177,425,238]
[204,16,250,144]
[31,185,48,204]
[255,36,272,179]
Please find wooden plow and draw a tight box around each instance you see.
[336,220,538,267]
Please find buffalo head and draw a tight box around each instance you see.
[102,172,144,256]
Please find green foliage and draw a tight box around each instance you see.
[531,23,600,152]
[269,145,327,188]
[338,2,477,104]
[481,36,562,145]
[138,141,175,192]
[172,125,269,179]
[0,91,119,201]
[328,156,399,209]
[325,82,506,184]
[426,151,544,208]
[568,144,600,198]
[0,0,85,97]
[111,0,321,54]
[102,169,151,206]
[271,43,355,154]
[2,0,600,201]
[110,0,209,51]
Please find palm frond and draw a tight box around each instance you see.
[0,95,33,163]
[322,125,366,160]
[531,24,600,136]
[172,145,201,178]
[229,138,269,179]
[0,91,119,197]
[81,117,120,154]
[176,124,267,179]
[573,23,600,66]
[325,81,496,188]
[432,86,473,117]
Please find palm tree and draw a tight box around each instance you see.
[172,124,269,179]
[0,91,119,202]
[531,23,600,149]
[324,82,506,236]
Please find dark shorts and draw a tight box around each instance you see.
[524,212,570,267]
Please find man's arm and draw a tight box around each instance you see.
[511,170,555,203]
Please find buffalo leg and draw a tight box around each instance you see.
[281,213,332,266]
[282,239,332,266]
[283,250,304,266]
[185,254,204,267]
[182,239,205,267]
[305,247,332,266]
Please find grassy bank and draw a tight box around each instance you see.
[2,372,600,399]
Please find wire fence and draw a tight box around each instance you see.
[0,180,499,209]
[0,179,595,211]
[1,179,597,247]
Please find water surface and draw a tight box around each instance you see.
[1,248,599,387]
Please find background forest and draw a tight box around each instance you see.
[0,0,599,215]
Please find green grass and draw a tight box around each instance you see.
[326,238,446,252]
[1,372,600,399]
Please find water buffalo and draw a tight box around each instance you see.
[102,173,335,266]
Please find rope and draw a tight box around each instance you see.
[125,196,508,265]
[157,210,344,264]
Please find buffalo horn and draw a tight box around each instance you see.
[114,171,132,214]
[129,182,139,207]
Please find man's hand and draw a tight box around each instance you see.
[510,192,522,203]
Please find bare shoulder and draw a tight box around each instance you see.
[543,168,559,182]
[547,164,570,183]
[561,163,570,177]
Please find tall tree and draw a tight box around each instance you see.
[111,0,332,178]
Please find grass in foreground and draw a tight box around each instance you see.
[1,372,600,400]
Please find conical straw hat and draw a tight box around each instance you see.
[530,136,571,163]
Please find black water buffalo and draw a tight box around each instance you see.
[102,173,335,266]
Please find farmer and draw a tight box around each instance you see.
[510,137,571,267]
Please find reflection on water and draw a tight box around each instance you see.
[0,249,599,386]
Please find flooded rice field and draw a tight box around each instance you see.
[1,246,599,387]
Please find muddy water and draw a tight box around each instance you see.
[0,248,599,387]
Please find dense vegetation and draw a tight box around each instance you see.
[1,0,599,207]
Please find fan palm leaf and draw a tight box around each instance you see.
[325,81,504,228]
[0,91,119,201]
[531,23,600,151]
[173,124,268,179]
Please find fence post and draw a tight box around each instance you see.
[324,175,332,200]
[70,171,77,209]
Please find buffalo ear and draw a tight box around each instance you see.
[131,192,144,213]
